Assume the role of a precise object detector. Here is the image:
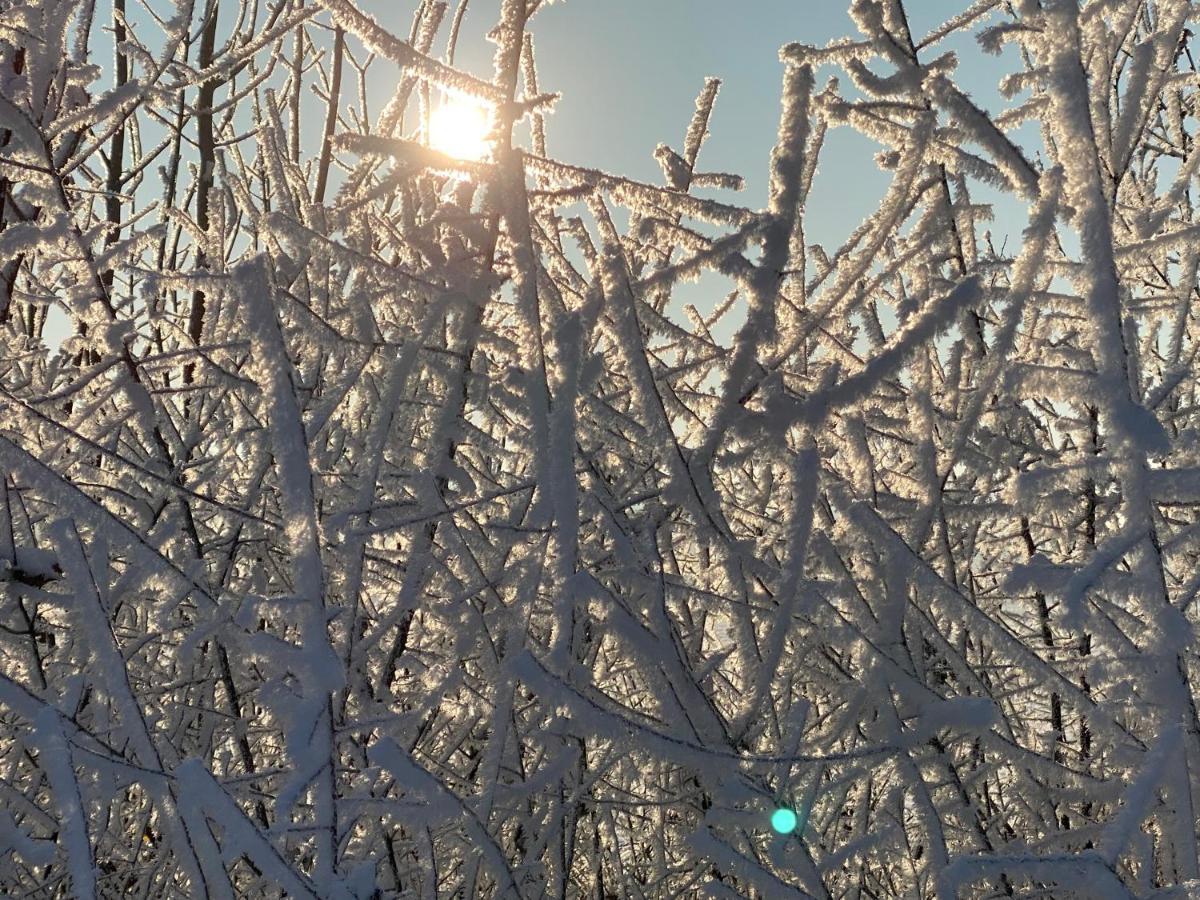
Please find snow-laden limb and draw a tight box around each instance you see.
[939,851,1134,900]
[925,73,1039,199]
[523,152,760,226]
[237,253,342,887]
[312,0,502,103]
[0,436,216,608]
[368,737,521,897]
[174,759,323,899]
[1098,725,1183,870]
[0,808,53,870]
[47,518,162,767]
[688,825,819,900]
[781,274,983,427]
[31,707,95,900]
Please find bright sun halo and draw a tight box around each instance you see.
[429,97,493,161]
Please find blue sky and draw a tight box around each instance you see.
[110,0,1036,264]
[429,0,1033,247]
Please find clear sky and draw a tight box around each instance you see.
[427,0,1032,247]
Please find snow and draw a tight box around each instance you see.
[32,708,95,900]
[4,0,1200,895]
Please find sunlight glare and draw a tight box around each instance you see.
[429,96,493,161]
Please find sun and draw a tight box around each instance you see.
[428,96,493,161]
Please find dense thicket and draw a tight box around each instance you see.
[2,0,1200,897]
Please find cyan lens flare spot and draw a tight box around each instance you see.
[770,807,799,835]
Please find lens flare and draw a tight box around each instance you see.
[771,807,799,835]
